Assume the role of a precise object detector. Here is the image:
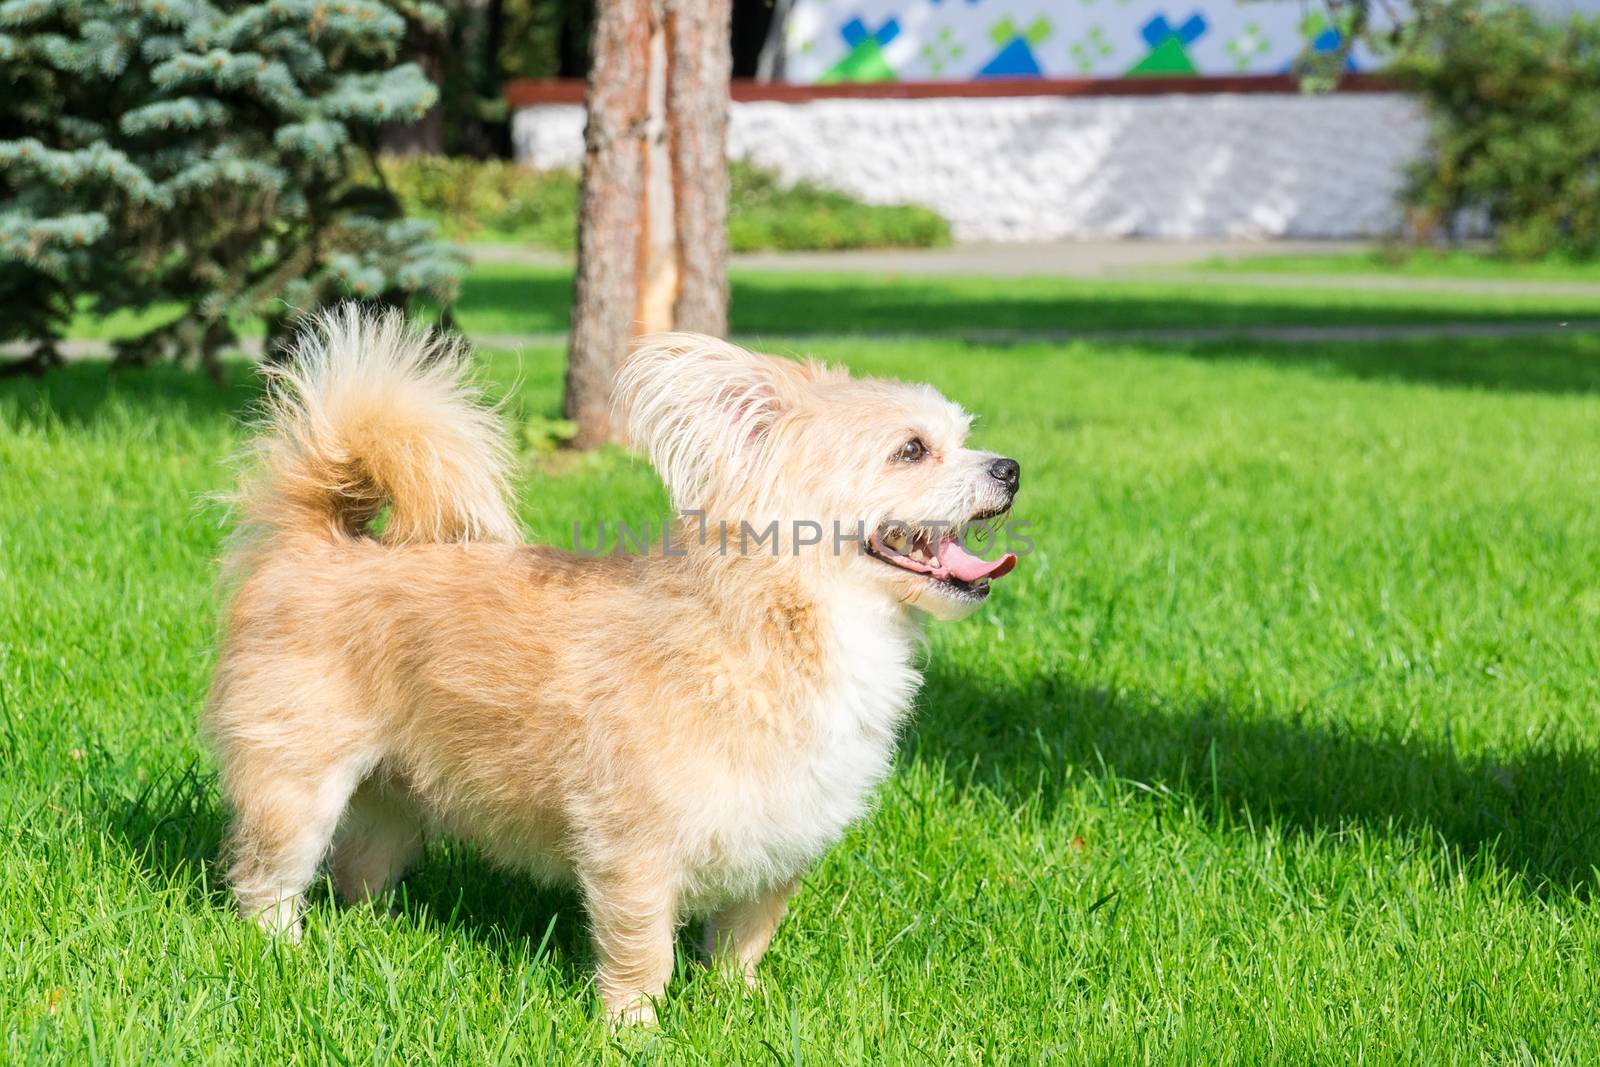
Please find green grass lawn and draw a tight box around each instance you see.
[7,309,1600,1060]
[61,263,1599,351]
[452,264,1600,339]
[1195,247,1600,284]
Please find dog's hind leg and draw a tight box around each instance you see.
[222,744,377,943]
[329,775,424,904]
[703,878,798,986]
[583,864,680,1025]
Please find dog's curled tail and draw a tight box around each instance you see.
[232,305,519,552]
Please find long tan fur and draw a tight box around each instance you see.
[207,307,1020,1023]
[236,305,518,552]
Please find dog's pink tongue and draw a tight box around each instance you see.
[939,538,1017,582]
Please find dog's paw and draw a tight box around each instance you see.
[245,898,304,944]
[605,994,660,1027]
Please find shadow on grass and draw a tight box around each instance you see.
[11,282,1596,418]
[97,652,1600,977]
[458,268,1598,337]
[93,762,594,981]
[910,661,1600,895]
[454,267,1587,334]
[912,330,1600,398]
[728,278,1589,335]
[0,359,260,429]
[455,269,1600,397]
[1165,333,1600,397]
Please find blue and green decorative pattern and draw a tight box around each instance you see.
[783,0,1386,83]
[818,16,903,83]
[978,17,1052,78]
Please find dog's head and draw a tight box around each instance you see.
[615,334,1019,620]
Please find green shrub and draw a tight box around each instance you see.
[497,0,591,81]
[381,155,579,247]
[726,163,950,252]
[383,155,952,252]
[0,0,464,374]
[1395,0,1600,260]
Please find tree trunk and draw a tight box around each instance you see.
[379,50,445,156]
[636,12,677,337]
[666,0,731,336]
[565,0,653,450]
[565,0,732,449]
[754,0,794,82]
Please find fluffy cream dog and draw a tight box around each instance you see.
[207,307,1020,1022]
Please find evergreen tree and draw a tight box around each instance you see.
[0,0,465,377]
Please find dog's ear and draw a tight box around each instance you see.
[614,333,826,510]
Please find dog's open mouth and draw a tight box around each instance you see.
[866,519,1018,599]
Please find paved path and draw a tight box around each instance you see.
[1129,270,1600,298]
[13,318,1596,364]
[470,239,1600,297]
[730,241,1376,279]
[11,240,1595,366]
[476,320,1599,348]
[471,240,1373,278]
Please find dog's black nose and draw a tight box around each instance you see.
[988,457,1020,493]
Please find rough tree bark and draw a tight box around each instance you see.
[565,0,732,449]
[636,11,676,337]
[565,0,653,450]
[666,0,732,336]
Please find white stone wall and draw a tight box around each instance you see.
[511,92,1429,242]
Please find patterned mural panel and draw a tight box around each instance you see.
[782,0,1384,82]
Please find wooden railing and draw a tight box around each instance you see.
[505,73,1401,108]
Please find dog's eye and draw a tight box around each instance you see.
[894,437,927,464]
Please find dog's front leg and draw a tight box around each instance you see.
[703,878,798,987]
[583,867,679,1025]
